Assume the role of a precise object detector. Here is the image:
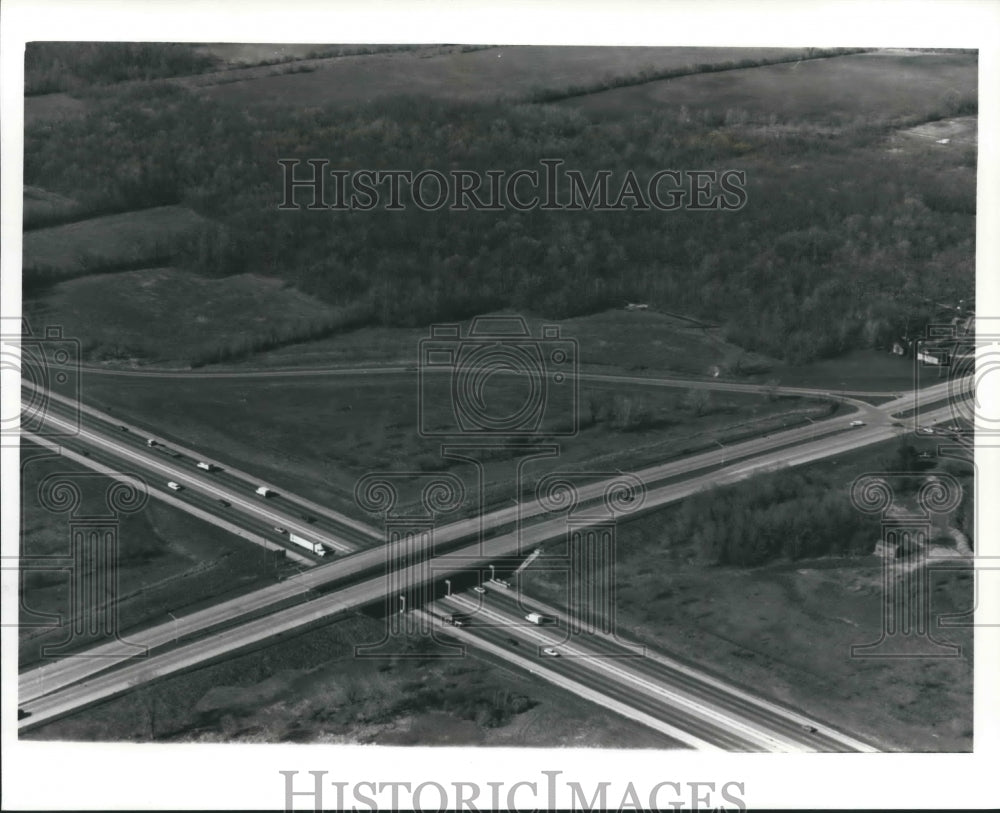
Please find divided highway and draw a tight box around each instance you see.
[17,372,969,746]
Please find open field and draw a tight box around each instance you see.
[23,186,83,229]
[18,448,284,669]
[521,439,974,752]
[192,45,813,109]
[22,205,210,278]
[208,309,779,379]
[22,45,814,125]
[76,365,830,518]
[23,613,676,747]
[561,50,977,126]
[28,268,350,365]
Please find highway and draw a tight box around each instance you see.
[17,372,968,744]
[437,587,876,752]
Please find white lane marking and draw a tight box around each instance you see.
[30,409,355,553]
[26,381,382,540]
[413,610,721,752]
[492,591,879,753]
[446,596,806,753]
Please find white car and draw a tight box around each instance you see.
[542,647,560,657]
[273,526,287,534]
[918,426,934,435]
[166,481,182,491]
[472,586,487,595]
[849,420,865,427]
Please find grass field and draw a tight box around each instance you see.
[22,205,210,278]
[28,268,349,364]
[76,364,828,520]
[521,438,974,752]
[194,45,813,108]
[561,50,977,126]
[23,613,677,747]
[23,186,83,229]
[19,447,284,668]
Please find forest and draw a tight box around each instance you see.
[23,51,976,365]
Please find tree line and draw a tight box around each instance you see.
[23,75,976,365]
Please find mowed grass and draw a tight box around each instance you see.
[521,439,974,752]
[562,50,977,124]
[24,613,677,746]
[77,363,829,521]
[22,205,210,277]
[223,309,779,379]
[18,448,283,669]
[30,268,347,364]
[195,45,812,108]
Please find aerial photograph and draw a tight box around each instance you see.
[13,38,977,766]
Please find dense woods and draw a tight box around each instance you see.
[23,60,975,364]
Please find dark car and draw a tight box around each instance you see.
[217,499,231,508]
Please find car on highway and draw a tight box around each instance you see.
[167,481,182,491]
[542,647,560,657]
[302,515,316,524]
[274,526,288,534]
[472,586,487,595]
[918,426,934,434]
[217,499,231,508]
[947,425,961,432]
[801,724,818,734]
[506,638,520,646]
[849,420,865,427]
[119,425,129,432]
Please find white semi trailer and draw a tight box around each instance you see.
[288,532,326,556]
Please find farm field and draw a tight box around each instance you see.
[193,45,814,108]
[232,309,779,380]
[75,364,830,519]
[18,449,285,669]
[23,613,677,747]
[27,268,350,365]
[521,438,975,752]
[561,50,977,125]
[22,205,210,278]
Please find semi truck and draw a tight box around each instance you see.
[288,532,326,556]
